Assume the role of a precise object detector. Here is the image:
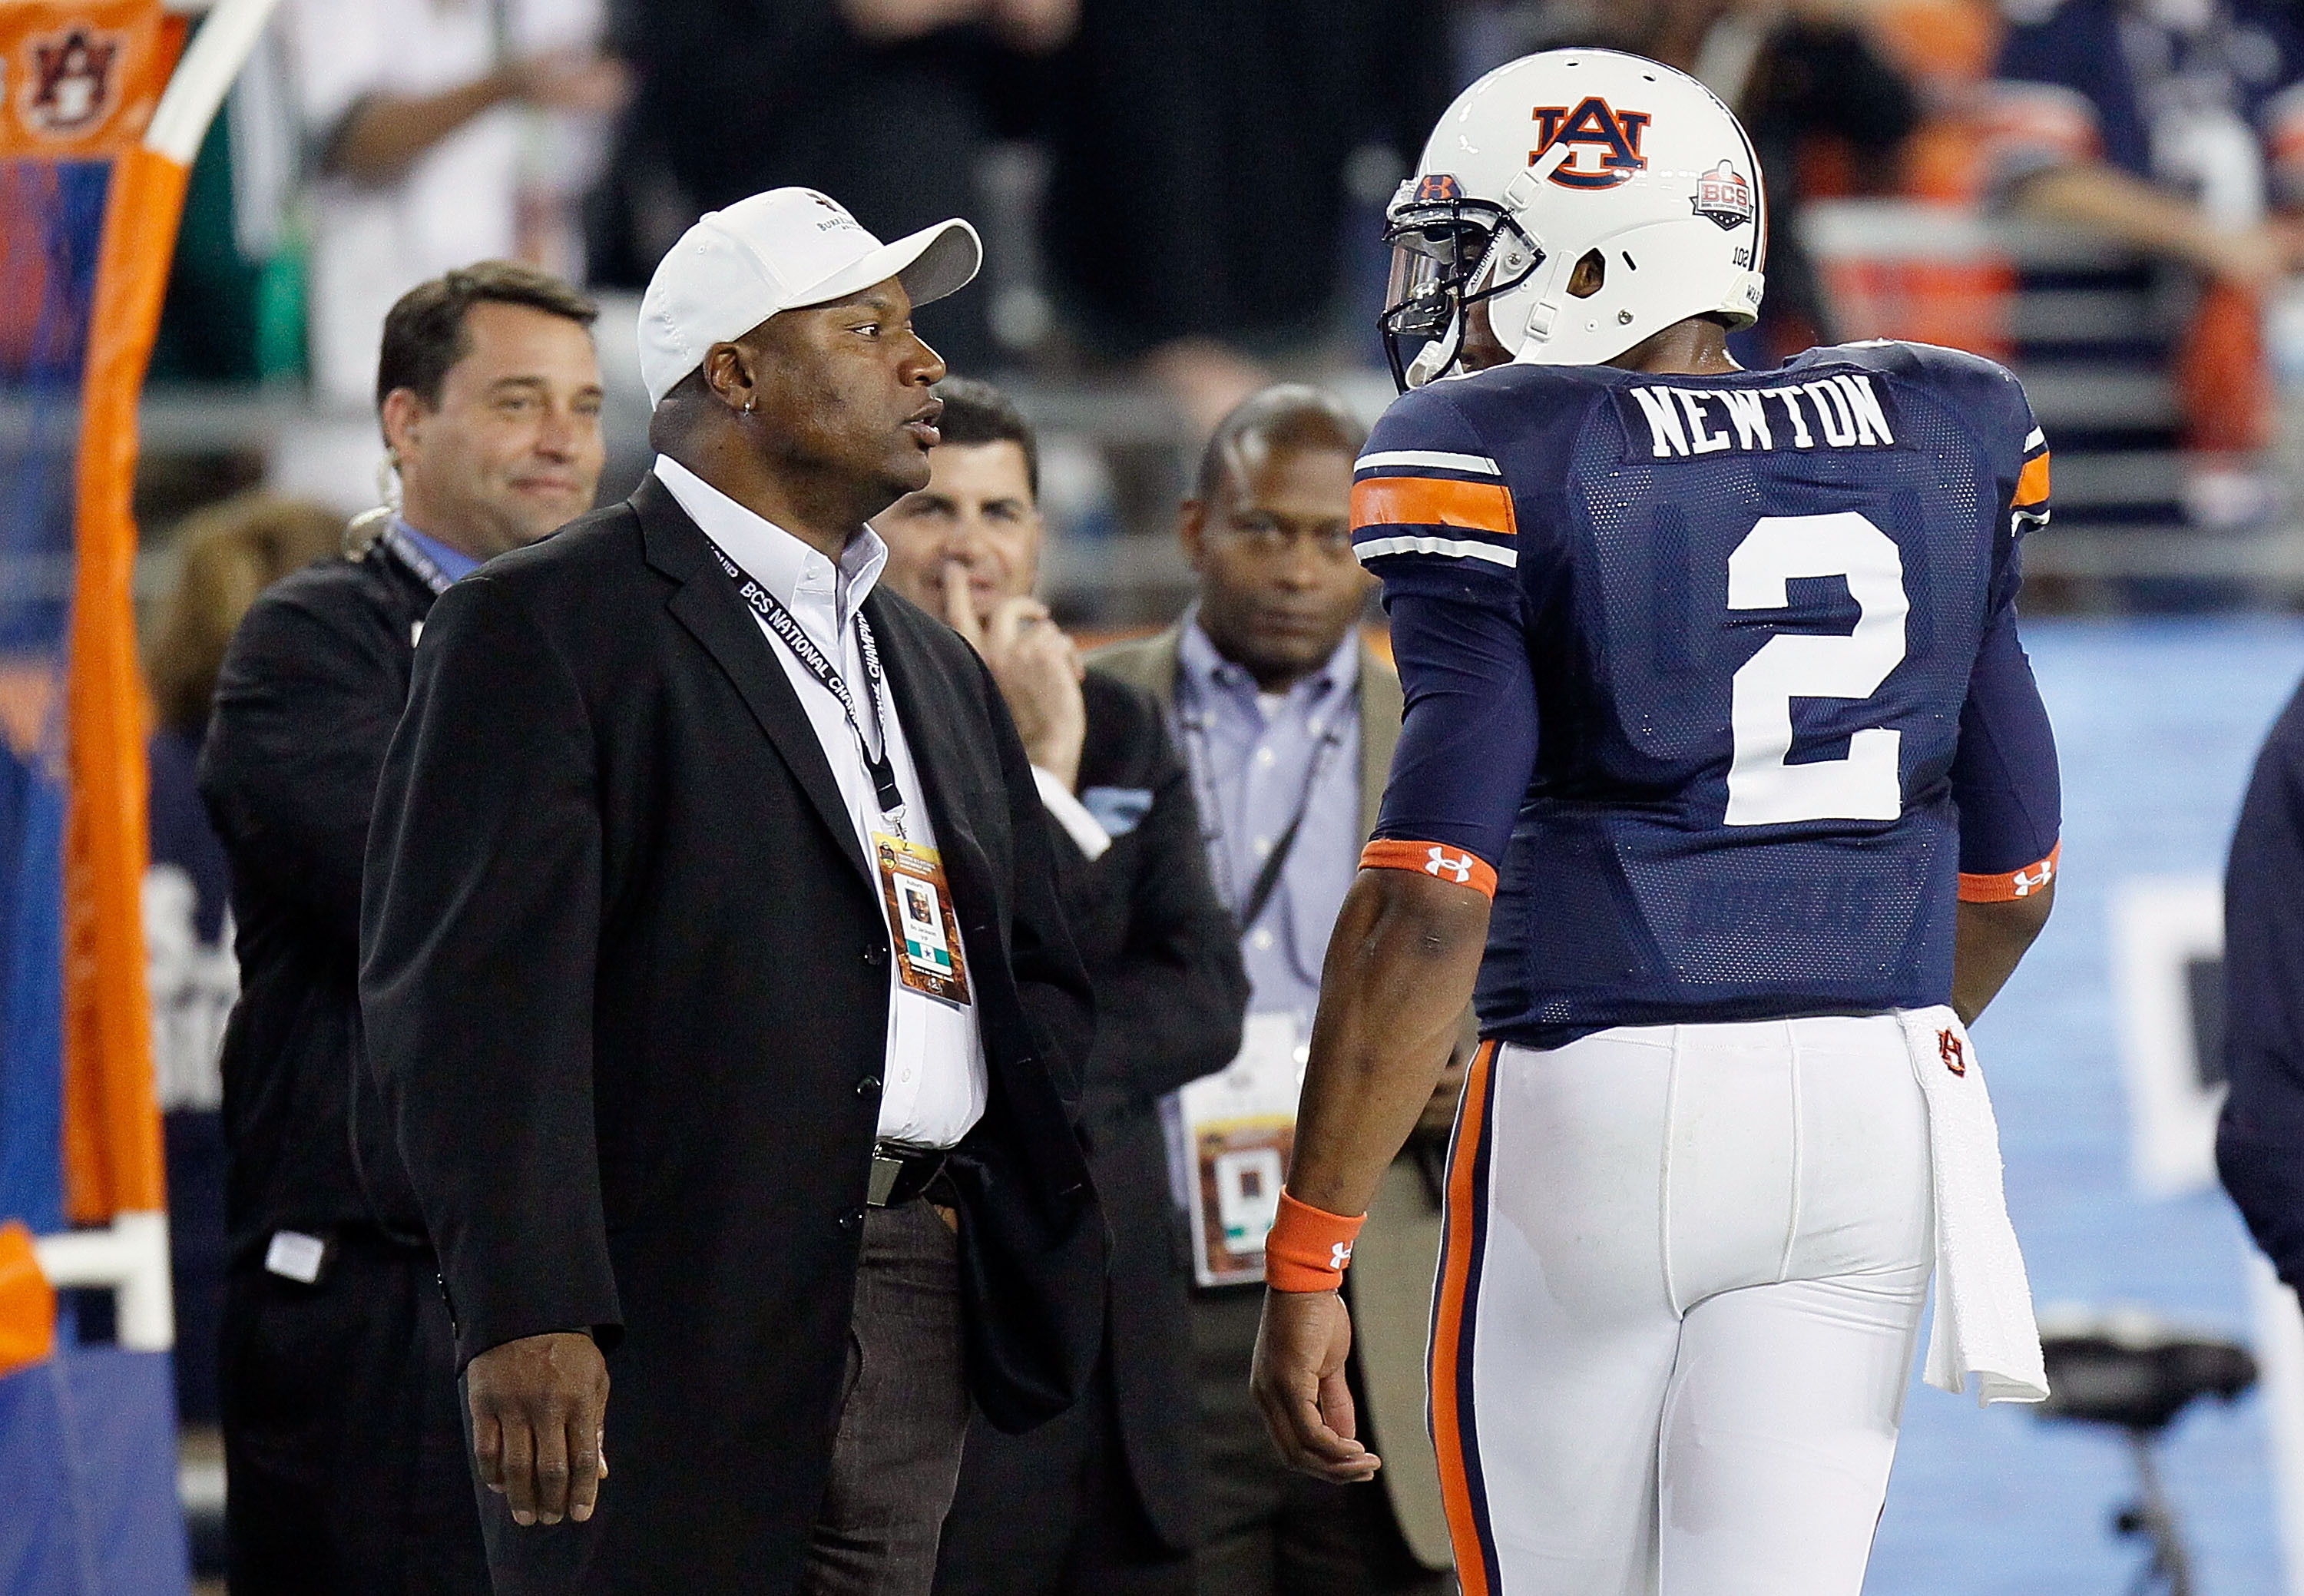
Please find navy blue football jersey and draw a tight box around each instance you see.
[1355,341,2062,1047]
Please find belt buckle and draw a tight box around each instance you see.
[866,1153,904,1207]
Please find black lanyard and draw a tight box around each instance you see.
[706,539,908,829]
[1180,677,1352,937]
[378,522,454,597]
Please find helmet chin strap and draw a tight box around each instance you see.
[1405,320,1461,388]
[1488,146,1574,363]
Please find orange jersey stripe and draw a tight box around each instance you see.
[1360,839,1498,899]
[1431,1039,1498,1596]
[2014,450,2051,509]
[1958,842,2061,903]
[1351,475,1518,538]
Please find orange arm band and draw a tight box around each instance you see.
[1265,1189,1368,1293]
[1359,839,1498,899]
[1958,842,2061,903]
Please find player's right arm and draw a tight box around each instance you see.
[1253,386,1537,1482]
[1948,398,2061,1022]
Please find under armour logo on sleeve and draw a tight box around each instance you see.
[1426,846,1475,883]
[1958,843,2061,904]
[1358,838,1500,900]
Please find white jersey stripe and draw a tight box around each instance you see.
[1355,534,1518,568]
[2023,428,2044,452]
[1355,449,1504,478]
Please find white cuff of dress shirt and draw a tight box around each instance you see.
[1032,765,1112,861]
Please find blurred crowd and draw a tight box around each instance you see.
[138,0,2304,604]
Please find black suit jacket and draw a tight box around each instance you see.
[199,545,433,1262]
[359,476,1104,1593]
[948,671,1246,1557]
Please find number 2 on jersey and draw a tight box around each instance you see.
[1724,510,1910,826]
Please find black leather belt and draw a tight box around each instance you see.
[866,1143,948,1208]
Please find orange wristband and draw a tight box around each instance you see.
[1264,1190,1367,1293]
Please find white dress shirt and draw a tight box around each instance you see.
[655,456,988,1149]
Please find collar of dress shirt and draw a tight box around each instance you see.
[1177,606,1362,723]
[653,453,887,628]
[393,518,482,584]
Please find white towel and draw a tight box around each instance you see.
[1898,1006,2050,1406]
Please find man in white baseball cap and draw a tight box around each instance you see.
[362,186,1108,1596]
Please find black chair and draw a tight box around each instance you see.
[2035,1307,2258,1596]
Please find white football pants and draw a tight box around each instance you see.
[1429,1015,1935,1596]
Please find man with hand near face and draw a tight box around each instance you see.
[873,379,1248,1595]
[200,260,604,1594]
[1091,386,1459,1596]
[360,191,1104,1596]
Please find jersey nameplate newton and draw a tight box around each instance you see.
[1619,372,1902,461]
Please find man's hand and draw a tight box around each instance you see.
[467,1330,609,1527]
[1252,1289,1380,1483]
[942,566,1087,790]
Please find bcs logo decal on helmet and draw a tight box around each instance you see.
[1691,161,1755,230]
[1412,173,1466,204]
[1531,97,1652,190]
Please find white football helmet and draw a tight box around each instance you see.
[1379,48,1768,388]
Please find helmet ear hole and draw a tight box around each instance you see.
[1567,249,1607,299]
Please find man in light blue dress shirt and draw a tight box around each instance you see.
[1093,385,1457,1595]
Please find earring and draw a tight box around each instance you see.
[743,396,756,416]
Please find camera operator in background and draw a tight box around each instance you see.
[199,262,604,1595]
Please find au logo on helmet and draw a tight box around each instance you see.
[1530,96,1652,190]
[1691,161,1755,231]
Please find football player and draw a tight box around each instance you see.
[1250,49,2061,1596]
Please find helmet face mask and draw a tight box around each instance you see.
[1379,189,1544,392]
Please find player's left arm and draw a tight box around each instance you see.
[1253,547,1535,1479]
[1949,422,2061,1022]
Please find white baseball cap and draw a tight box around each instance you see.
[637,187,982,408]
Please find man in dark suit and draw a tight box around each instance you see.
[871,378,1249,1594]
[359,188,1104,1596]
[200,260,606,1594]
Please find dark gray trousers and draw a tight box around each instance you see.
[466,1197,970,1596]
[802,1197,974,1596]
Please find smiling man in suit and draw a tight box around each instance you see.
[872,378,1249,1595]
[359,188,1104,1596]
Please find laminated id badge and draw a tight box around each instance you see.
[872,832,972,1005]
[1177,1012,1304,1287]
